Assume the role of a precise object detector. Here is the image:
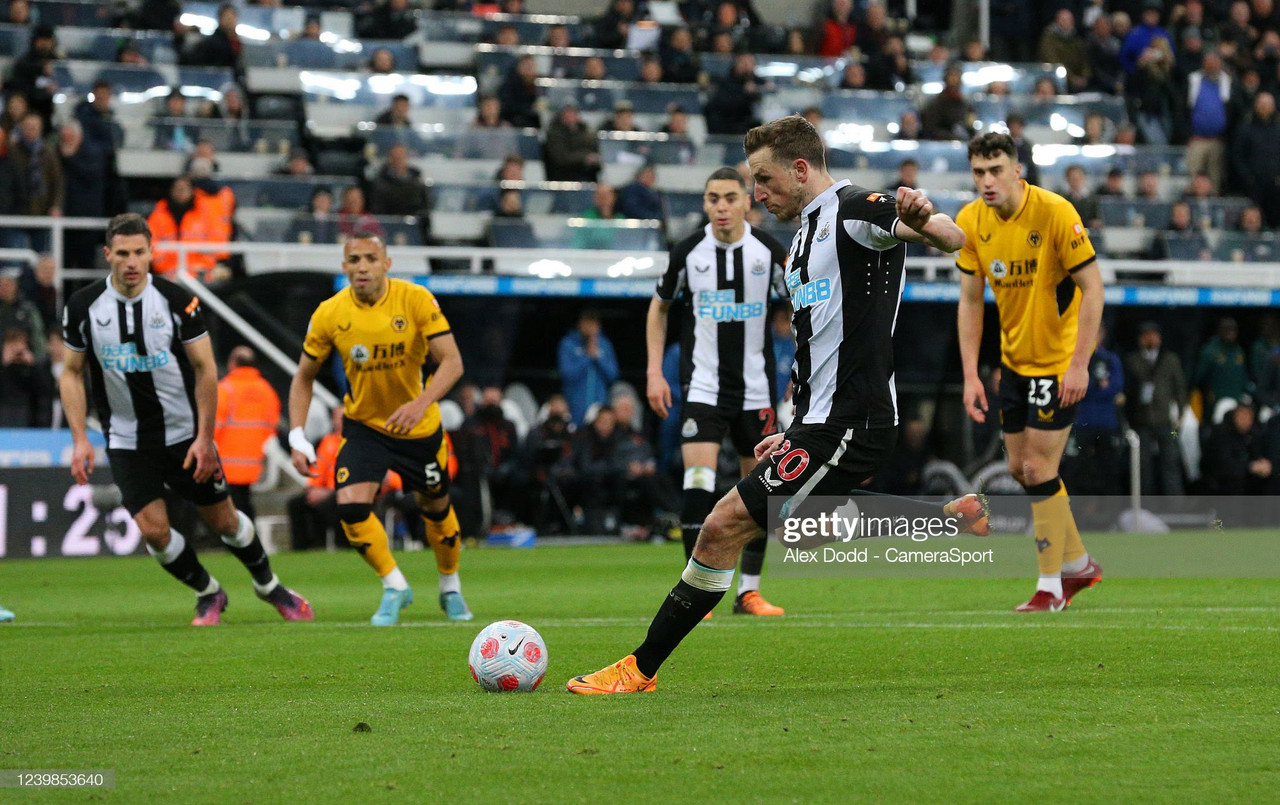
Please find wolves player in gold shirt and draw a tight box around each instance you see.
[955,133,1105,612]
[288,231,472,625]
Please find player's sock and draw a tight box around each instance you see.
[338,503,398,577]
[1025,478,1068,592]
[1062,553,1091,575]
[381,566,409,591]
[632,558,732,677]
[738,535,767,596]
[148,530,217,594]
[1061,482,1087,566]
[220,510,279,594]
[439,571,462,594]
[421,506,461,575]
[680,466,716,561]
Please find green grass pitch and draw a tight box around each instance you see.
[1,540,1277,803]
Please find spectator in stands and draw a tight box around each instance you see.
[117,42,149,67]
[926,42,952,65]
[895,158,918,189]
[1251,314,1280,407]
[1175,21,1209,85]
[215,346,280,522]
[1218,1,1256,70]
[662,27,700,84]
[594,0,637,50]
[1061,165,1101,229]
[493,188,525,219]
[988,0,1035,61]
[7,0,29,24]
[817,0,859,58]
[920,64,974,141]
[544,102,601,182]
[546,23,572,48]
[582,56,609,81]
[639,54,665,85]
[1114,122,1139,144]
[356,0,418,40]
[839,61,869,90]
[493,24,520,47]
[369,48,398,75]
[130,0,187,37]
[856,1,891,56]
[286,188,340,244]
[287,405,343,550]
[1229,66,1260,132]
[519,395,576,532]
[472,95,509,130]
[894,109,922,140]
[1195,317,1251,412]
[601,100,641,132]
[1186,51,1232,193]
[568,405,626,533]
[298,14,323,41]
[1121,0,1175,76]
[9,113,62,254]
[1239,203,1269,232]
[153,88,197,151]
[494,153,525,184]
[1131,34,1177,144]
[0,141,22,239]
[960,38,986,61]
[558,308,619,426]
[1005,112,1040,187]
[22,254,58,332]
[498,55,542,129]
[1201,396,1266,493]
[661,104,690,136]
[1087,12,1125,94]
[704,52,763,135]
[148,175,233,282]
[1124,320,1187,496]
[456,386,523,523]
[1112,10,1133,42]
[75,80,122,151]
[3,24,58,128]
[0,91,29,137]
[1137,168,1162,198]
[1063,322,1125,495]
[57,120,110,269]
[802,106,823,128]
[708,31,735,53]
[185,3,244,78]
[1149,199,1207,259]
[376,93,413,129]
[617,164,664,220]
[866,35,915,90]
[785,28,809,55]
[576,183,624,247]
[1232,91,1280,226]
[706,0,753,49]
[0,327,52,427]
[611,394,678,538]
[274,148,315,177]
[209,83,252,151]
[1173,0,1215,50]
[1076,112,1109,145]
[337,186,385,239]
[369,144,432,242]
[1039,8,1091,91]
[0,267,46,361]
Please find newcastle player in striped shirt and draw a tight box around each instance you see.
[646,166,789,618]
[569,115,986,694]
[60,213,312,625]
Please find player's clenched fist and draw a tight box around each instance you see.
[896,186,934,229]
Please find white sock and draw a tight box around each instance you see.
[253,574,280,597]
[681,558,734,592]
[198,577,221,596]
[1036,576,1064,597]
[438,572,462,595]
[737,573,761,597]
[1062,554,1090,575]
[220,510,256,548]
[381,566,409,591]
[146,529,187,564]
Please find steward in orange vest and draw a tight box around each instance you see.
[215,346,281,519]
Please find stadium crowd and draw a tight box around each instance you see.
[6,0,1280,537]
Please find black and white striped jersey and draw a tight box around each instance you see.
[63,275,206,450]
[785,180,906,428]
[656,222,788,410]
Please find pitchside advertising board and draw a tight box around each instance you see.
[0,430,142,560]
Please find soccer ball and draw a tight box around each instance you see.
[468,620,548,692]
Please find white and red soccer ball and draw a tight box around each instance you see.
[468,620,548,692]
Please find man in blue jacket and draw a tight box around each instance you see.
[1066,322,1125,495]
[558,309,620,426]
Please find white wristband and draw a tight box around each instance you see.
[288,427,316,463]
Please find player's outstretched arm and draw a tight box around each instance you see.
[181,334,221,483]
[645,297,673,419]
[957,271,988,424]
[1061,261,1105,407]
[385,332,464,436]
[59,348,94,485]
[892,187,965,252]
[287,353,323,475]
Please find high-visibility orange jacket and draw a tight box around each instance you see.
[148,185,235,281]
[310,433,342,490]
[215,366,281,485]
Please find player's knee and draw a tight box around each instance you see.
[336,502,373,526]
[139,527,171,550]
[1021,460,1051,486]
[415,491,449,517]
[683,465,716,491]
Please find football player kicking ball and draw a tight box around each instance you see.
[568,116,983,694]
[955,132,1105,612]
[647,166,790,618]
[61,214,312,625]
[288,231,473,626]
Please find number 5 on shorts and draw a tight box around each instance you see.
[424,462,442,486]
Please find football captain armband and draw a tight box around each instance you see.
[288,427,317,463]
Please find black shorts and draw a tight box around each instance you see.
[999,365,1078,433]
[680,401,779,457]
[108,440,230,516]
[336,418,451,498]
[736,423,897,528]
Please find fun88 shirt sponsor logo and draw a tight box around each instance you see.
[696,290,764,322]
[786,270,831,310]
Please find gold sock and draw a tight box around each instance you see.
[422,506,462,575]
[1061,480,1086,565]
[1027,478,1069,578]
[342,512,397,577]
